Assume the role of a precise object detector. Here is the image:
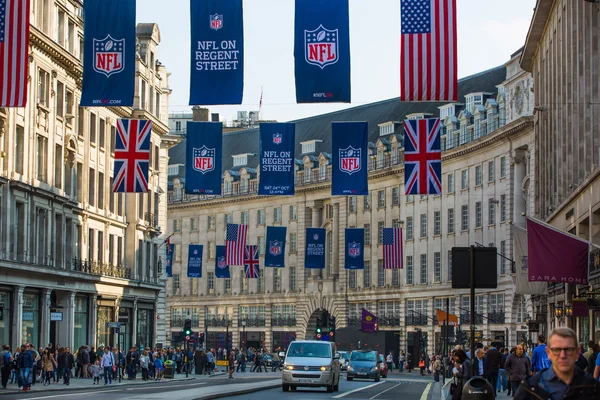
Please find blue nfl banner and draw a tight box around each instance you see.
[305,228,326,269]
[344,229,365,270]
[294,0,351,103]
[187,245,203,278]
[259,123,295,196]
[332,122,368,195]
[190,0,244,105]
[265,226,287,267]
[185,122,223,194]
[215,245,230,278]
[81,0,136,106]
[166,244,174,278]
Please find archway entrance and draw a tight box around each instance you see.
[306,308,333,341]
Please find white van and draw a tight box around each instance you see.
[281,340,341,392]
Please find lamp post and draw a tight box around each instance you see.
[241,320,247,349]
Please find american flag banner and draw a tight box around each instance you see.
[0,0,30,107]
[383,228,403,269]
[400,0,457,102]
[112,119,152,193]
[244,245,260,279]
[226,223,248,266]
[404,118,442,195]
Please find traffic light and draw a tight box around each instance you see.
[183,319,192,336]
[328,314,336,340]
[199,332,205,345]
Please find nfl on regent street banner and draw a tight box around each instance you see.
[332,122,368,195]
[185,122,223,194]
[190,0,244,105]
[215,245,230,278]
[294,0,351,103]
[305,228,326,269]
[166,244,174,278]
[81,0,136,106]
[259,123,296,196]
[265,226,287,267]
[344,228,365,270]
[187,245,203,278]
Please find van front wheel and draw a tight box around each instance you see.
[282,384,289,392]
[326,384,334,393]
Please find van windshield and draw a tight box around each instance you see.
[287,343,331,358]
[351,351,376,362]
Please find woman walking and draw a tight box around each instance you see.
[100,346,115,385]
[140,350,150,381]
[41,348,56,386]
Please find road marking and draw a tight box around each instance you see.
[23,389,123,399]
[126,382,207,390]
[369,382,402,399]
[332,381,386,398]
[420,382,433,400]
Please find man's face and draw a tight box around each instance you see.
[66,348,70,353]
[516,345,523,356]
[546,335,578,376]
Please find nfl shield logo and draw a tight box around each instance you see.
[269,240,282,256]
[193,146,215,174]
[218,256,227,269]
[313,234,319,241]
[93,35,125,77]
[349,242,361,258]
[339,146,361,175]
[210,14,223,30]
[304,25,339,69]
[273,133,282,145]
[193,249,198,255]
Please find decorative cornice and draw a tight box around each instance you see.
[29,27,83,86]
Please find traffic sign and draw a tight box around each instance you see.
[107,322,121,328]
[115,328,120,334]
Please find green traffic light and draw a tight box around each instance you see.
[316,327,322,333]
[185,329,191,335]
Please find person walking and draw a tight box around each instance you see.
[386,352,394,373]
[41,348,56,386]
[140,350,150,381]
[228,350,235,379]
[1,345,12,388]
[505,344,531,397]
[433,356,442,382]
[484,344,502,396]
[153,353,163,381]
[451,349,472,400]
[100,346,115,385]
[515,327,600,400]
[206,348,214,375]
[399,351,405,372]
[531,335,551,374]
[18,344,34,392]
[89,360,102,385]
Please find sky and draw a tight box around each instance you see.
[137,0,536,123]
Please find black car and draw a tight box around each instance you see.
[346,350,380,382]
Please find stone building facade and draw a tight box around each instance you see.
[0,1,173,351]
[166,55,535,354]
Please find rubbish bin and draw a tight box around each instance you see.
[163,360,175,379]
[461,377,495,400]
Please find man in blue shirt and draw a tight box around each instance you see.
[531,334,551,373]
[594,344,600,380]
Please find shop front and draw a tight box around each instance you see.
[0,289,11,346]
[97,299,116,348]
[118,301,133,352]
[136,303,154,349]
[73,296,89,350]
[271,331,296,352]
[22,292,40,346]
[243,331,265,350]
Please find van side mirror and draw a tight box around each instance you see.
[334,353,341,360]
[278,352,285,358]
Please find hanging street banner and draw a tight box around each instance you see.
[166,244,174,278]
[187,245,203,278]
[185,122,223,194]
[81,0,136,106]
[332,122,368,195]
[259,123,295,195]
[294,0,351,103]
[265,226,287,267]
[190,0,244,105]
[215,245,230,278]
[344,229,364,270]
[305,228,326,269]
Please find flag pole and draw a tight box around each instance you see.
[258,86,263,120]
[158,233,173,250]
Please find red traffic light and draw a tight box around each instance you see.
[186,335,190,341]
[316,333,322,339]
[329,331,334,337]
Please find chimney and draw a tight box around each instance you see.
[192,106,209,122]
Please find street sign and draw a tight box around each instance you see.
[50,312,63,321]
[107,322,121,328]
[115,328,120,334]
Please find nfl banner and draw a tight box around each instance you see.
[332,122,368,196]
[165,244,174,278]
[81,0,136,106]
[294,0,351,103]
[265,226,287,267]
[215,245,230,278]
[344,229,365,270]
[190,0,244,105]
[185,122,223,195]
[187,245,203,278]
[305,228,326,269]
[259,123,296,196]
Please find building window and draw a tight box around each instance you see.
[475,166,482,186]
[88,168,95,206]
[407,195,414,203]
[190,218,198,231]
[289,205,297,220]
[304,167,311,183]
[488,161,495,182]
[448,174,455,193]
[290,233,297,253]
[461,170,468,190]
[461,205,469,231]
[225,214,233,224]
[420,214,427,238]
[224,279,231,294]
[36,135,48,182]
[448,208,455,234]
[173,274,180,295]
[434,211,441,236]
[98,172,104,209]
[406,256,413,285]
[364,261,371,288]
[489,201,496,225]
[56,81,64,117]
[378,190,385,208]
[420,254,427,284]
[257,210,265,225]
[14,126,25,174]
[241,211,249,225]
[175,121,181,132]
[349,197,357,213]
[500,194,507,222]
[319,164,326,179]
[500,156,507,178]
[258,236,265,256]
[475,202,482,228]
[392,268,399,286]
[349,270,356,289]
[364,194,371,211]
[364,224,371,245]
[500,240,506,274]
[173,220,181,233]
[37,69,50,107]
[208,272,215,291]
[406,217,413,240]
[290,267,296,291]
[208,242,216,259]
[208,215,216,230]
[434,252,441,282]
[274,207,282,223]
[99,119,105,148]
[378,222,385,244]
[392,188,399,205]
[447,250,452,280]
[378,260,385,287]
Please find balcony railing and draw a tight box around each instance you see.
[144,212,159,229]
[170,316,200,328]
[377,316,401,327]
[206,316,232,327]
[271,316,297,327]
[406,315,429,326]
[238,318,266,327]
[460,313,484,325]
[347,317,362,328]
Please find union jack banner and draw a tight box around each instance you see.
[404,118,441,195]
[244,245,260,279]
[383,228,403,269]
[0,0,30,107]
[112,119,151,193]
[226,223,248,266]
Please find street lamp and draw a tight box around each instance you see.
[241,320,247,349]
[565,304,573,317]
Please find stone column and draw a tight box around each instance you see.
[40,289,52,349]
[89,294,98,348]
[132,298,139,348]
[264,304,272,352]
[12,286,24,350]
[332,203,340,277]
[512,150,527,224]
[310,202,323,279]
[67,292,76,348]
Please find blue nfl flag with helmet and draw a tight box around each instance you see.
[294,0,351,103]
[187,245,203,278]
[404,118,442,195]
[165,243,174,278]
[305,228,326,269]
[265,226,287,267]
[189,0,244,105]
[332,122,368,195]
[185,122,223,195]
[344,229,364,270]
[215,245,230,278]
[81,0,136,106]
[259,123,296,196]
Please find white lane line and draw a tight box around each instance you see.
[420,382,433,400]
[126,382,207,390]
[369,382,402,399]
[22,388,123,399]
[332,381,386,399]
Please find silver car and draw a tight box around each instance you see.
[282,340,341,392]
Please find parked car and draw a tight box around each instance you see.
[338,351,350,371]
[282,340,341,393]
[347,350,380,382]
[378,354,388,378]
